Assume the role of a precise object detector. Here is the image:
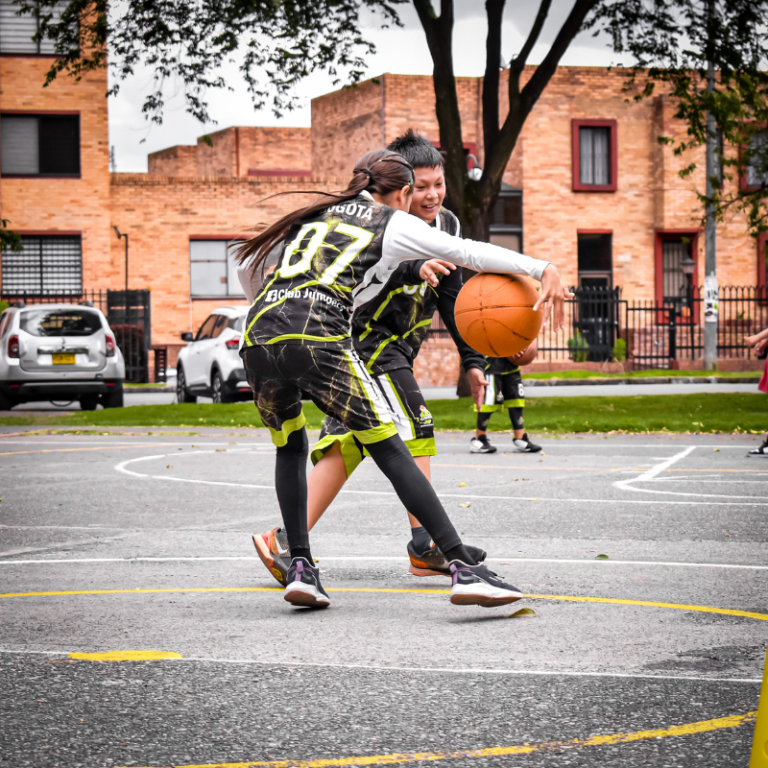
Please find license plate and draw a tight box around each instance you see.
[52,353,76,365]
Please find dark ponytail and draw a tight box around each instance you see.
[236,149,414,277]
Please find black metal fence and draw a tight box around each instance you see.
[427,285,767,369]
[0,289,152,382]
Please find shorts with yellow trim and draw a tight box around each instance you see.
[475,369,525,413]
[310,366,437,476]
[242,342,398,448]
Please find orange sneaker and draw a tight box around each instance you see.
[252,527,291,586]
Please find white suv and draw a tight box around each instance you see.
[176,306,251,403]
[0,302,126,410]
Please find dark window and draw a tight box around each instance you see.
[211,314,229,339]
[489,187,523,253]
[189,240,245,297]
[578,233,612,272]
[0,114,80,176]
[579,127,611,185]
[20,308,101,337]
[195,315,218,341]
[662,239,694,303]
[1,235,82,295]
[490,194,522,227]
[746,131,768,188]
[0,0,72,54]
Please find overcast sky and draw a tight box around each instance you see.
[109,1,629,173]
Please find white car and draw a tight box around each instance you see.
[0,302,126,410]
[176,306,251,403]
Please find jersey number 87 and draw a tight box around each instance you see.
[278,222,374,286]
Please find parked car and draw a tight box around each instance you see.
[0,302,126,410]
[176,307,251,403]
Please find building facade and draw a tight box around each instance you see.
[1,15,765,378]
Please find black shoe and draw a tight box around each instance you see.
[513,433,542,453]
[748,437,768,457]
[407,540,487,577]
[283,558,330,608]
[449,561,524,607]
[470,435,497,454]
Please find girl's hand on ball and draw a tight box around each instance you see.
[419,259,455,287]
[535,265,574,331]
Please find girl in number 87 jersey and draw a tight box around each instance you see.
[237,148,570,610]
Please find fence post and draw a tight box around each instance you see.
[750,643,768,767]
[668,308,677,364]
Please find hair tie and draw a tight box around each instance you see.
[358,168,374,183]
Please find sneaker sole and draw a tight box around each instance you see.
[252,534,288,587]
[284,582,330,608]
[450,585,524,607]
[409,564,451,578]
[470,448,497,454]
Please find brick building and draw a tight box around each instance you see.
[1,15,766,380]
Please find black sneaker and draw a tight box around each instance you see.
[748,437,768,457]
[513,432,542,453]
[283,557,330,608]
[449,561,524,607]
[470,435,497,454]
[407,540,487,577]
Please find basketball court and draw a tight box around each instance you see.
[1,428,766,767]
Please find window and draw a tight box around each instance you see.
[572,119,618,192]
[577,231,612,288]
[20,308,101,336]
[189,240,245,298]
[0,0,71,54]
[195,315,218,341]
[745,131,768,189]
[489,185,523,252]
[661,239,694,303]
[1,234,82,295]
[0,114,80,176]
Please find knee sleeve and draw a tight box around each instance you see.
[509,407,524,431]
[477,412,492,432]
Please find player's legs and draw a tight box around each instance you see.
[502,369,541,453]
[471,373,500,453]
[242,344,330,608]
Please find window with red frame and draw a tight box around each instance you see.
[745,131,768,189]
[572,120,617,192]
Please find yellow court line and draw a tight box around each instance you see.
[109,711,756,768]
[0,443,179,456]
[2,587,767,622]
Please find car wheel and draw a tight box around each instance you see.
[211,370,231,404]
[176,365,196,403]
[102,382,124,409]
[80,394,99,411]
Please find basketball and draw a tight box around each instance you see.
[508,338,538,367]
[454,274,544,357]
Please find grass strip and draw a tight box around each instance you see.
[1,393,765,434]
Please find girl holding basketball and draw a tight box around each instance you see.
[237,148,569,609]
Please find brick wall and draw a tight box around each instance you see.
[0,57,111,287]
[148,145,197,176]
[109,174,340,345]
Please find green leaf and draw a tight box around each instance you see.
[509,608,536,619]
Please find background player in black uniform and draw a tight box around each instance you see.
[238,148,570,609]
[253,131,489,586]
[471,341,541,454]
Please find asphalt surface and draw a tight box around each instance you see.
[1,430,766,767]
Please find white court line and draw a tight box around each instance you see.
[2,556,768,571]
[0,648,759,684]
[114,453,768,506]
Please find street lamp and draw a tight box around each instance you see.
[114,226,129,293]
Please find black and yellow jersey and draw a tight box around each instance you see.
[352,208,485,374]
[243,193,398,347]
[486,357,520,376]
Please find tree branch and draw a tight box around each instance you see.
[510,0,551,72]
[482,0,505,162]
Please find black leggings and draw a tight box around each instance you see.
[276,428,466,562]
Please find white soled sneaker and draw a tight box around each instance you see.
[470,435,497,454]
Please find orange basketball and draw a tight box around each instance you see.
[454,274,544,357]
[508,338,538,367]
